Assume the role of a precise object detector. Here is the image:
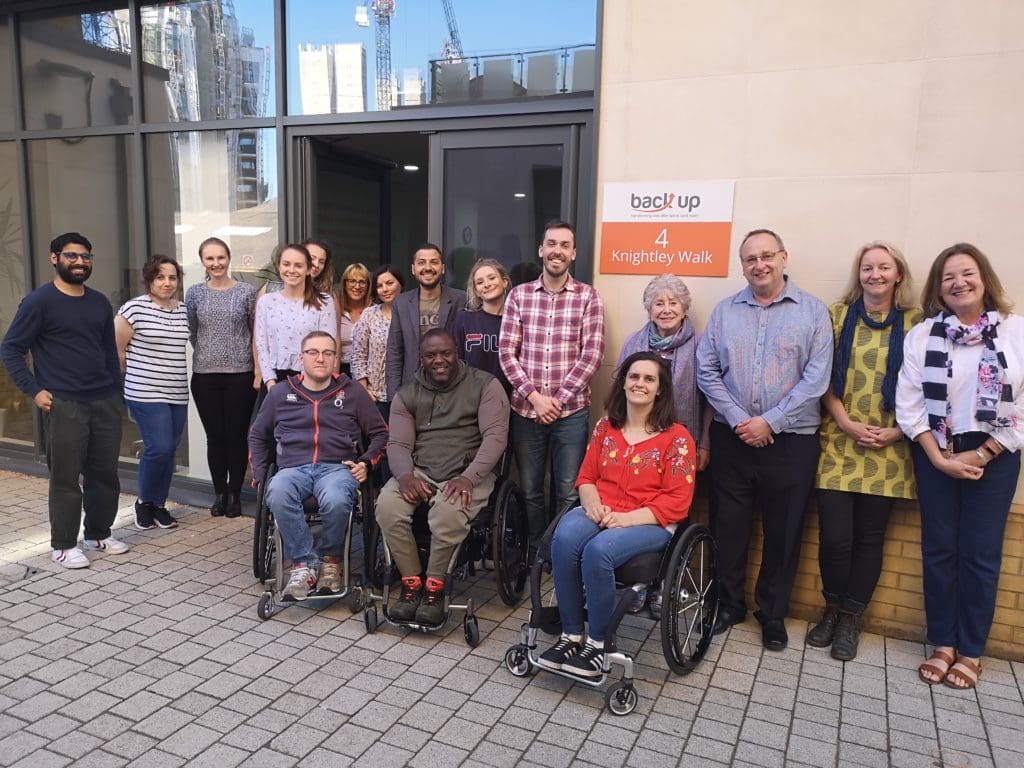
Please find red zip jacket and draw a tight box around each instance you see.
[249,373,388,483]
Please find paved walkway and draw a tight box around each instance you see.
[1,469,1023,767]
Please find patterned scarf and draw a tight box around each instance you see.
[921,310,1016,449]
[832,298,905,412]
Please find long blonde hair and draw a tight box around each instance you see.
[839,241,915,309]
[465,258,510,311]
[338,262,371,314]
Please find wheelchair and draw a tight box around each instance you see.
[361,455,529,646]
[504,513,718,715]
[252,462,376,620]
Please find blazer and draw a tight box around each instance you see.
[385,285,467,400]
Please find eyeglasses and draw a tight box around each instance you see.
[301,349,336,359]
[741,250,783,267]
[60,251,94,262]
[345,279,368,286]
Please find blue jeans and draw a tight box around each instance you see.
[512,408,590,544]
[551,506,671,642]
[265,463,360,567]
[127,400,188,507]
[913,435,1020,657]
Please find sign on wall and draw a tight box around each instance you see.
[599,180,735,276]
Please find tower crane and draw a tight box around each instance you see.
[439,0,464,60]
[371,0,395,111]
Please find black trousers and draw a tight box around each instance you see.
[709,420,819,620]
[44,395,123,549]
[816,489,894,612]
[190,372,258,496]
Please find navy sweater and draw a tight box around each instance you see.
[1,283,121,401]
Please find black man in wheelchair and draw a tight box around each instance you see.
[249,330,387,600]
[375,329,509,626]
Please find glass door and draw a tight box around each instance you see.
[429,126,581,289]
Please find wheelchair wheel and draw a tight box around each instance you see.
[253,494,276,583]
[362,510,388,589]
[364,606,378,633]
[661,524,718,675]
[491,481,529,607]
[504,646,534,677]
[463,616,480,647]
[605,682,638,716]
[257,592,275,620]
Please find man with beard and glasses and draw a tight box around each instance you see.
[1,232,129,569]
[499,220,606,553]
[376,330,509,626]
[385,243,466,400]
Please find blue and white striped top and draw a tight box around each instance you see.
[118,294,190,404]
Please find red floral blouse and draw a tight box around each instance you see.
[575,417,696,527]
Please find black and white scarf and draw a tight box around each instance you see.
[921,310,1016,449]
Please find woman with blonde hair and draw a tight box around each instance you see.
[336,262,371,376]
[809,241,921,661]
[453,258,511,391]
[898,243,1023,689]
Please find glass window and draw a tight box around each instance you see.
[141,0,276,122]
[20,5,134,130]
[287,0,597,115]
[443,144,563,289]
[0,16,13,132]
[146,128,278,283]
[0,142,31,447]
[26,135,152,463]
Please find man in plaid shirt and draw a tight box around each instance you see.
[499,220,606,548]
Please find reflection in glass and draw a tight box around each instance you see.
[287,0,597,115]
[26,136,158,462]
[0,142,31,446]
[443,144,562,289]
[141,0,275,122]
[0,16,13,131]
[20,6,134,130]
[146,128,278,286]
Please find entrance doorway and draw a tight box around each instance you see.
[292,115,592,288]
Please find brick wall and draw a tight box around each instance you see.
[689,487,1024,661]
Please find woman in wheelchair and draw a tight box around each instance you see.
[537,351,696,678]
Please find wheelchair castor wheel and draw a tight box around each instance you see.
[364,607,378,633]
[463,616,480,647]
[605,682,638,716]
[504,646,533,677]
[257,593,274,620]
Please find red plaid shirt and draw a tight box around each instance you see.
[499,274,605,419]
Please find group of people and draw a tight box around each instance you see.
[1,222,1018,694]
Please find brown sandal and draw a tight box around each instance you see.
[918,648,955,685]
[945,656,982,690]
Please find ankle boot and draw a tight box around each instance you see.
[806,603,839,647]
[831,610,864,661]
[225,493,242,518]
[210,493,229,517]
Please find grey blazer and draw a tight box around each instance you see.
[385,285,467,401]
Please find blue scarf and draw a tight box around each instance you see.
[831,298,905,412]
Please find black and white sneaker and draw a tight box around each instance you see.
[134,500,156,530]
[563,641,604,679]
[537,636,581,671]
[152,505,178,529]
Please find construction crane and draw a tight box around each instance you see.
[371,0,395,111]
[439,0,464,60]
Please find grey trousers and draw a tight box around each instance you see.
[375,469,496,578]
[45,395,124,549]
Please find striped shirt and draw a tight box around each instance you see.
[498,274,605,419]
[118,295,190,404]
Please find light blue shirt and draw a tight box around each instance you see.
[697,278,832,434]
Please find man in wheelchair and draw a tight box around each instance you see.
[376,329,509,625]
[249,331,387,600]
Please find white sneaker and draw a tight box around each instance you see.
[52,547,90,569]
[83,537,130,555]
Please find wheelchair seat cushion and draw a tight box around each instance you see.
[614,551,662,585]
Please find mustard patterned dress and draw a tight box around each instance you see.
[816,302,923,499]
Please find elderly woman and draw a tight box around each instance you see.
[810,242,921,661]
[538,352,696,678]
[115,255,190,531]
[619,274,709,470]
[897,243,1024,690]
